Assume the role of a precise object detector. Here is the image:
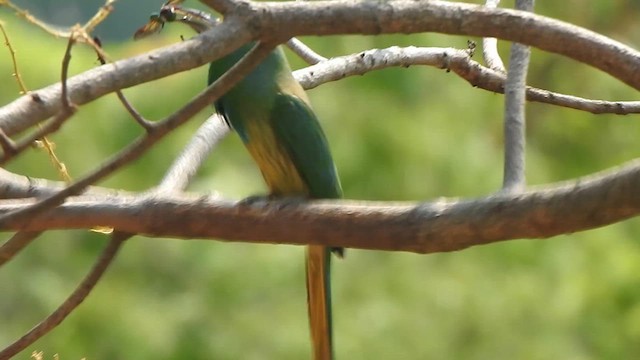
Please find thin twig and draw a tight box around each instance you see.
[0,235,125,359]
[0,110,73,165]
[286,38,327,65]
[59,34,76,112]
[83,0,118,34]
[0,22,29,94]
[0,35,78,165]
[115,92,154,131]
[1,24,122,329]
[0,29,80,269]
[157,114,230,193]
[12,59,232,360]
[0,21,73,181]
[502,0,535,192]
[482,0,505,73]
[93,36,154,131]
[0,41,276,228]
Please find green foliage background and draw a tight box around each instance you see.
[2,0,640,359]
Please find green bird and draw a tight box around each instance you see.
[135,3,342,359]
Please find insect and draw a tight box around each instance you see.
[133,0,216,40]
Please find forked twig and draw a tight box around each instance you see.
[0,21,73,182]
[157,113,230,192]
[93,36,155,131]
[0,34,78,165]
[0,41,276,228]
[0,22,29,93]
[0,26,81,270]
[295,46,640,114]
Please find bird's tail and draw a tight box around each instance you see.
[306,245,334,360]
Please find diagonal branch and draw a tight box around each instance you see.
[0,17,250,137]
[0,236,125,359]
[0,167,122,199]
[482,0,506,73]
[0,41,276,228]
[0,34,78,165]
[156,114,230,193]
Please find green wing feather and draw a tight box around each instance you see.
[269,92,342,200]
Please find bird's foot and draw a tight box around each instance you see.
[237,194,307,211]
[237,194,272,207]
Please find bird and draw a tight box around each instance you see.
[135,3,342,359]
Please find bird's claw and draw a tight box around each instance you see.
[238,194,307,211]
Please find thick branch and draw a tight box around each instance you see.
[2,1,640,134]
[156,114,230,192]
[2,159,640,254]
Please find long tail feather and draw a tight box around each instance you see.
[306,245,333,360]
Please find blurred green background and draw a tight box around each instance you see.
[2,0,640,359]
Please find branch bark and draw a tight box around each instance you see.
[502,0,534,192]
[2,0,640,136]
[2,158,639,254]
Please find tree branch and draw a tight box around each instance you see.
[482,0,506,73]
[203,0,640,87]
[294,46,640,114]
[0,236,125,359]
[2,158,639,254]
[0,35,78,164]
[0,41,275,228]
[286,38,327,65]
[0,231,42,267]
[502,0,534,192]
[156,114,230,193]
[3,1,640,135]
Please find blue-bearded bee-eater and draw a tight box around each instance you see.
[135,2,342,358]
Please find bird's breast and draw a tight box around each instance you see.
[243,120,308,196]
